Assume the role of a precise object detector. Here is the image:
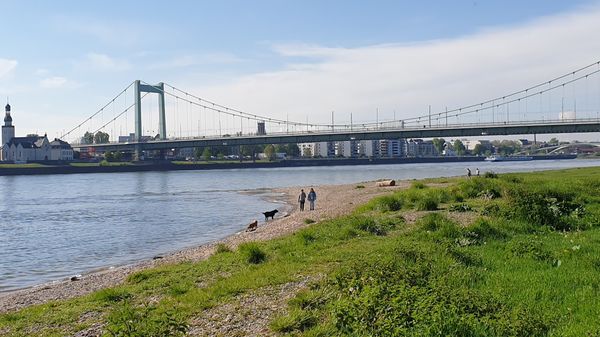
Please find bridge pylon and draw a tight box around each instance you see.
[134,80,166,159]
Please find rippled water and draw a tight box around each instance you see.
[1,159,600,292]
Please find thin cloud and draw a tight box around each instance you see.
[180,4,600,127]
[40,76,68,89]
[84,53,131,71]
[0,59,18,78]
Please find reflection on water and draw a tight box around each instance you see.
[1,159,599,292]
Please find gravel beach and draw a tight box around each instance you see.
[0,179,406,314]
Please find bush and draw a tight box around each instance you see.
[484,171,498,178]
[504,187,584,230]
[239,242,267,264]
[355,185,365,189]
[304,218,316,224]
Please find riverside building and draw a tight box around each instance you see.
[1,103,74,162]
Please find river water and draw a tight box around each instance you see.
[1,159,600,292]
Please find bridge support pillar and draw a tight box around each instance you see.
[133,80,167,160]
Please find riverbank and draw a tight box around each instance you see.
[0,179,405,314]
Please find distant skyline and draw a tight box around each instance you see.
[2,0,600,142]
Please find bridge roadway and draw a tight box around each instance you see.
[74,119,600,152]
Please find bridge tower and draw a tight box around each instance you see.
[133,80,166,159]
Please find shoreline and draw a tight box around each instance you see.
[0,179,406,313]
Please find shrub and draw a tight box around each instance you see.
[304,218,316,224]
[355,185,365,189]
[504,187,584,230]
[484,171,498,178]
[239,242,267,264]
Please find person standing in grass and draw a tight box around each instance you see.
[307,188,317,211]
[298,189,306,211]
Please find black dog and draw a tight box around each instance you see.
[263,209,278,220]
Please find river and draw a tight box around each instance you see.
[1,159,600,292]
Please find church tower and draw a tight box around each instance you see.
[2,102,15,147]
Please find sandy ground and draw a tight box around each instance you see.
[0,179,407,314]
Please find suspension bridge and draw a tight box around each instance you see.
[62,60,600,158]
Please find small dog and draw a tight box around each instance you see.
[246,219,258,232]
[262,209,279,220]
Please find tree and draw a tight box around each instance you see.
[494,140,521,156]
[453,139,466,155]
[202,147,212,161]
[194,147,202,161]
[432,138,446,155]
[94,131,110,144]
[83,131,94,144]
[104,151,114,161]
[113,151,122,162]
[286,143,301,157]
[264,144,276,161]
[472,144,486,156]
[548,137,559,145]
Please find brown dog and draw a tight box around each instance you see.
[246,219,258,232]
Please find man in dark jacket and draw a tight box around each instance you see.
[298,189,306,211]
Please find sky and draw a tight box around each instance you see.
[2,0,600,142]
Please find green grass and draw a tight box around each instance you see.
[3,166,600,336]
[0,163,47,168]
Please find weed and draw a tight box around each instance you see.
[215,243,231,254]
[449,203,472,212]
[105,301,188,336]
[411,181,427,189]
[239,242,267,264]
[93,288,132,303]
[377,194,404,212]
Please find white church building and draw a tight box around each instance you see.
[1,103,73,162]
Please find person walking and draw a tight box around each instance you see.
[307,188,317,211]
[298,189,306,211]
[466,168,472,178]
[476,168,480,176]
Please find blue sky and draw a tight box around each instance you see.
[1,0,600,141]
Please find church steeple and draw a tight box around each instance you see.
[2,100,15,147]
[3,99,12,125]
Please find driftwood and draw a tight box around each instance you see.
[376,179,396,187]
